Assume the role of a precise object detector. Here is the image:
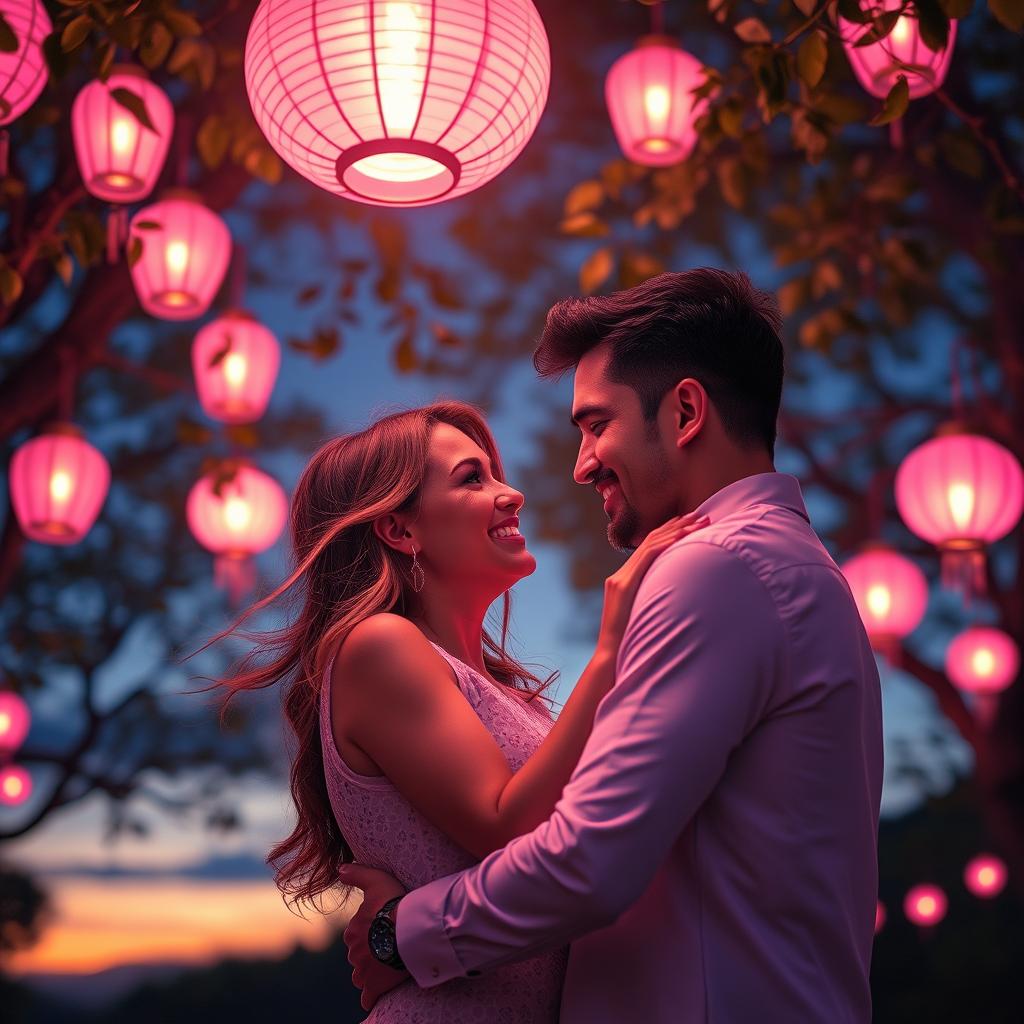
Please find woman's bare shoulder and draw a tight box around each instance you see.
[334,614,447,694]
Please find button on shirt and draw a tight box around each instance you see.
[397,472,883,1023]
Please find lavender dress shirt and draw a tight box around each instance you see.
[397,472,883,1022]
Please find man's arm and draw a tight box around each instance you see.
[396,539,785,987]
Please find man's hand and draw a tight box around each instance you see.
[339,863,410,1012]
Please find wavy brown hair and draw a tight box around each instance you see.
[212,401,555,915]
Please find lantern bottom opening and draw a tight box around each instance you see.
[89,171,146,201]
[26,517,83,543]
[147,289,203,320]
[336,140,461,205]
[207,399,260,424]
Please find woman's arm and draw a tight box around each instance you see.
[335,513,707,859]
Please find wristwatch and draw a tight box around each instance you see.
[368,896,406,972]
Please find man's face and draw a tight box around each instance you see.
[571,344,677,551]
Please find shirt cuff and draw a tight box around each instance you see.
[395,872,469,988]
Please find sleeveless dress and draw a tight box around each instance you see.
[320,637,568,1023]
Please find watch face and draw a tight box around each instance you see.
[369,916,396,961]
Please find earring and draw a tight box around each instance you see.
[409,544,425,593]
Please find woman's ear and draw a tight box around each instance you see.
[373,514,413,553]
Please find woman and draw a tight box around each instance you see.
[219,401,707,1021]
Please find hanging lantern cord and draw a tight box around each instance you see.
[950,336,966,421]
[58,347,76,422]
[175,111,193,186]
[649,0,665,35]
[229,242,247,309]
[0,129,9,179]
[106,205,128,265]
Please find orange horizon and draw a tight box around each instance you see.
[8,877,357,977]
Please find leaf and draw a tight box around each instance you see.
[0,13,18,53]
[110,87,157,133]
[196,115,229,169]
[127,235,143,268]
[914,0,950,51]
[0,263,23,305]
[792,0,819,15]
[287,326,340,360]
[162,9,202,36]
[619,250,665,289]
[939,132,984,177]
[811,259,842,298]
[132,219,163,231]
[579,246,614,295]
[296,285,321,304]
[564,179,605,217]
[777,277,807,316]
[988,0,1024,31]
[96,38,116,80]
[559,212,610,237]
[53,251,74,286]
[717,99,744,138]
[393,332,417,373]
[226,424,259,448]
[716,156,746,209]
[431,322,461,347]
[140,20,174,69]
[243,147,282,184]
[854,10,901,46]
[60,14,92,52]
[207,330,233,368]
[796,31,828,89]
[791,108,830,163]
[837,0,874,24]
[868,75,909,126]
[177,417,213,445]
[735,17,772,43]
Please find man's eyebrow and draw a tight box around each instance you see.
[570,404,612,428]
[449,456,495,477]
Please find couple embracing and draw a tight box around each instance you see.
[222,268,882,1023]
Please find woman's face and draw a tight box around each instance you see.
[410,423,536,593]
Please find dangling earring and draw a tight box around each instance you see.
[409,544,425,593]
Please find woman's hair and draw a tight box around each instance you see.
[534,268,784,457]
[213,400,555,916]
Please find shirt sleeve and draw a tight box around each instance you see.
[396,539,785,986]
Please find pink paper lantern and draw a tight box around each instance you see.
[874,900,886,935]
[72,66,174,203]
[841,544,928,655]
[9,424,111,545]
[964,854,1007,899]
[128,190,231,321]
[896,428,1024,596]
[0,764,31,806]
[244,0,551,207]
[904,883,947,927]
[945,626,1019,696]
[838,1,957,100]
[187,464,288,602]
[605,36,706,166]
[0,691,30,755]
[0,0,51,127]
[192,311,281,424]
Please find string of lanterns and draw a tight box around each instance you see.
[876,852,1009,936]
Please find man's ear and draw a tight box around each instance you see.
[674,378,708,449]
[373,514,413,553]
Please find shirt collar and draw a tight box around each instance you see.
[692,472,810,525]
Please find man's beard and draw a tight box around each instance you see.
[607,500,640,553]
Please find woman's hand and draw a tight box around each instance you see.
[597,511,710,657]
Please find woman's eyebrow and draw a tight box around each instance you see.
[449,456,495,477]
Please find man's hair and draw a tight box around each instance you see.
[534,268,785,456]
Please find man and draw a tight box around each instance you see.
[340,269,883,1022]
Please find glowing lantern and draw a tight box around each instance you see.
[192,311,281,424]
[841,544,928,658]
[605,36,706,166]
[71,66,174,203]
[946,626,1019,696]
[244,0,551,207]
[0,0,51,126]
[838,1,957,100]
[0,764,31,806]
[874,900,886,935]
[896,428,1024,597]
[187,464,288,602]
[964,855,1007,899]
[9,424,110,545]
[904,884,947,927]
[128,190,232,320]
[0,692,30,755]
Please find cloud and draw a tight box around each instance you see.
[36,852,273,882]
